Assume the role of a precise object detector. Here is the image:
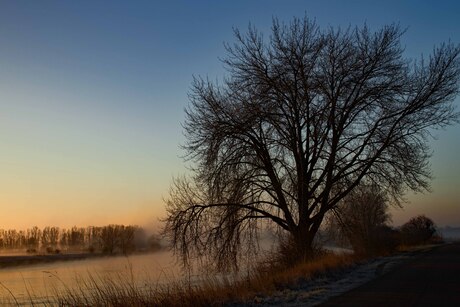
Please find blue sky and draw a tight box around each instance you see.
[0,1,459,229]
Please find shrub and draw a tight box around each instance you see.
[328,184,394,256]
[400,215,437,246]
[371,226,401,255]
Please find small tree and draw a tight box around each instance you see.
[41,227,52,249]
[330,184,395,255]
[69,227,86,248]
[118,225,136,254]
[165,16,460,269]
[49,227,60,249]
[27,226,41,250]
[99,225,119,254]
[400,215,437,245]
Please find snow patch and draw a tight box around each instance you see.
[227,252,414,306]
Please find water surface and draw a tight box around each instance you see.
[0,251,179,304]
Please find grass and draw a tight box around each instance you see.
[9,238,442,306]
[0,250,361,306]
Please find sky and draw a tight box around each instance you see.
[0,0,459,230]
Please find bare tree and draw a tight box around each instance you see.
[118,225,136,254]
[41,226,52,249]
[400,215,437,245]
[99,225,120,254]
[26,226,41,249]
[49,227,60,248]
[68,226,86,248]
[329,184,394,255]
[164,16,460,268]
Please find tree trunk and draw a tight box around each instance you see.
[291,227,315,263]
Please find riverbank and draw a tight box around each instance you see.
[54,251,361,306]
[0,252,108,269]
[230,244,444,306]
[0,244,443,306]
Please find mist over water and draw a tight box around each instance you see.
[0,251,179,304]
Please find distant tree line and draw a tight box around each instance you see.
[0,225,162,255]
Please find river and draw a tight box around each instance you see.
[0,251,181,305]
[0,244,352,305]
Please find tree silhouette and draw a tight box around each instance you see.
[401,215,437,245]
[165,16,460,269]
[330,184,393,255]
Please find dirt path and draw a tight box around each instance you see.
[320,243,460,306]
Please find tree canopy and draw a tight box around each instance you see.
[164,16,460,269]
[401,215,437,245]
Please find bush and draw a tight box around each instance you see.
[372,226,401,255]
[328,184,394,256]
[400,215,437,246]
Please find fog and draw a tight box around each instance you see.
[0,251,179,305]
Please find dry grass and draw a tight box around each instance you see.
[48,251,358,306]
[45,239,445,306]
[1,251,362,306]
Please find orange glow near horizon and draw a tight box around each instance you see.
[1,1,460,232]
[1,196,166,231]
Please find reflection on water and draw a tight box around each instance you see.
[0,251,180,304]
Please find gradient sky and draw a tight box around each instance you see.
[1,0,459,230]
